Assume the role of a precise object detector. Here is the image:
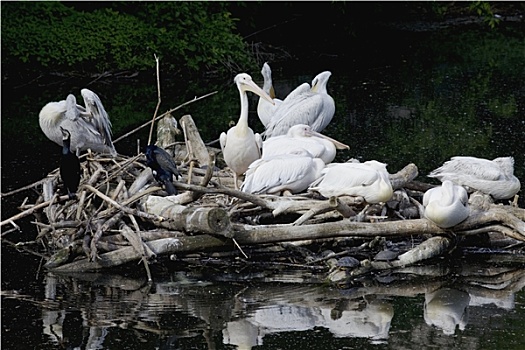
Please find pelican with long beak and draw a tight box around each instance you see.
[264,71,335,138]
[262,124,349,164]
[220,73,274,189]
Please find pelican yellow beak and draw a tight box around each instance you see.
[310,130,350,150]
[244,79,275,105]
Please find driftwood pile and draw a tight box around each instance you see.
[2,114,525,284]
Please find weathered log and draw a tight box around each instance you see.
[51,235,231,272]
[144,197,231,235]
[179,114,211,168]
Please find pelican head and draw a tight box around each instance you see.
[288,124,350,150]
[234,73,274,105]
[64,94,79,120]
[261,62,276,98]
[311,71,332,93]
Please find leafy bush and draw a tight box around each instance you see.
[1,2,256,80]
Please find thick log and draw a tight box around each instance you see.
[52,235,230,272]
[144,197,231,235]
[179,114,211,167]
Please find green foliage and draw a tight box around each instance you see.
[1,2,256,79]
[469,1,501,28]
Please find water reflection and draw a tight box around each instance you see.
[4,255,524,349]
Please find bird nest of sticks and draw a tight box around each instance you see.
[2,114,525,285]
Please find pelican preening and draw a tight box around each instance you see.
[423,180,470,228]
[39,89,117,156]
[257,62,282,127]
[145,145,181,195]
[308,160,394,204]
[220,73,274,189]
[264,71,335,138]
[261,124,349,164]
[428,156,521,200]
[59,127,81,199]
[241,148,325,195]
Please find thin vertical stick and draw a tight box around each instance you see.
[148,54,162,146]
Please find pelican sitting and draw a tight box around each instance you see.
[241,148,325,195]
[308,160,394,203]
[257,62,282,127]
[262,124,349,164]
[220,73,274,189]
[264,71,335,138]
[39,89,117,156]
[423,180,469,228]
[428,156,521,200]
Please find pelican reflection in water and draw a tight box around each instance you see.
[39,88,117,156]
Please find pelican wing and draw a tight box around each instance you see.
[429,156,504,181]
[265,92,334,138]
[242,155,312,194]
[309,163,380,196]
[81,89,113,145]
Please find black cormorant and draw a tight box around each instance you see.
[60,127,81,198]
[145,145,181,195]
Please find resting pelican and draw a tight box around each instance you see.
[262,124,349,164]
[220,73,274,189]
[264,71,335,138]
[241,148,325,195]
[257,62,282,127]
[423,180,469,228]
[308,160,394,203]
[428,156,521,200]
[39,89,117,156]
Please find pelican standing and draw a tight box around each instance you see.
[423,180,470,228]
[241,148,325,195]
[308,160,394,203]
[262,124,349,164]
[428,156,521,200]
[220,73,274,189]
[39,89,117,156]
[264,71,335,138]
[257,62,282,127]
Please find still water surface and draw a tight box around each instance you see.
[2,22,525,349]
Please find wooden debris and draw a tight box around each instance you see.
[2,112,524,287]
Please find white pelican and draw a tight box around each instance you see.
[241,148,325,195]
[423,180,470,228]
[39,89,117,156]
[428,156,521,200]
[220,73,274,189]
[262,124,349,164]
[257,62,282,127]
[264,71,335,138]
[308,160,394,203]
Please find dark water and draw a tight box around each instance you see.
[2,21,525,349]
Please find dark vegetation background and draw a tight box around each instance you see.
[1,1,523,154]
